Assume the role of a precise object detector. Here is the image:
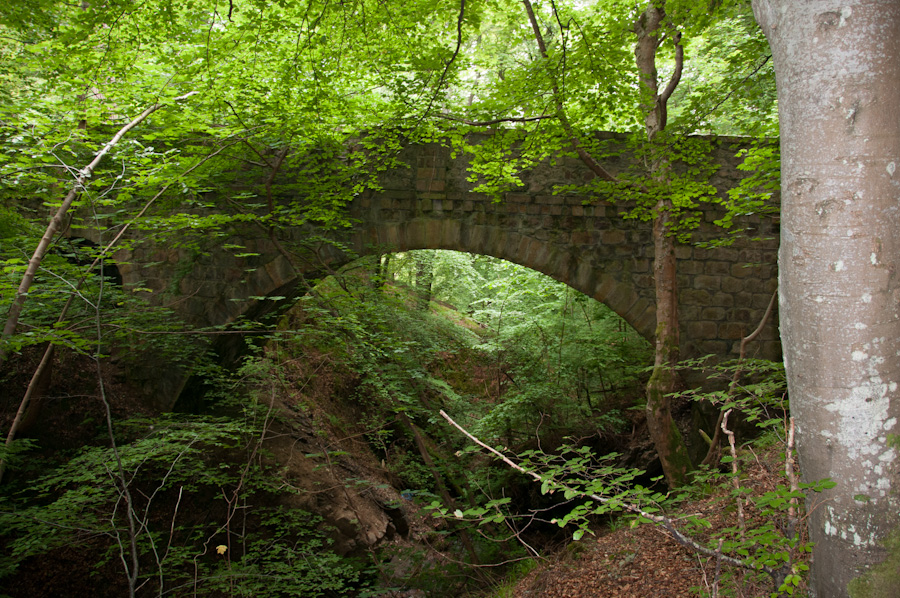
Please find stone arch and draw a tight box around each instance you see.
[117,134,780,408]
[351,217,656,341]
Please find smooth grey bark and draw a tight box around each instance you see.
[752,1,900,596]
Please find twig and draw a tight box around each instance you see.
[436,113,554,126]
[712,537,725,598]
[721,409,746,537]
[701,288,777,467]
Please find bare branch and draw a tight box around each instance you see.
[438,409,769,574]
[0,92,199,368]
[722,409,746,536]
[436,113,555,126]
[701,287,778,467]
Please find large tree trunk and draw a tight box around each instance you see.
[753,2,900,596]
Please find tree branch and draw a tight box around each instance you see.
[657,31,683,130]
[436,113,554,126]
[438,409,772,575]
[521,0,618,182]
[0,92,199,368]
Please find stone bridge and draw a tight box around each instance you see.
[117,133,780,404]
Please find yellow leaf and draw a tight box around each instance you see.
[216,545,227,555]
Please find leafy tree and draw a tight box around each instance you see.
[429,0,776,487]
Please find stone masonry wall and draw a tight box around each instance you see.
[345,134,780,362]
[119,133,781,388]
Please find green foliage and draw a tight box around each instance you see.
[199,508,364,598]
[437,358,829,597]
[0,392,370,597]
[0,1,783,594]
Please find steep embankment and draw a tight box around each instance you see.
[1,268,659,597]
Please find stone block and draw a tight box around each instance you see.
[416,179,445,192]
[718,322,745,340]
[731,263,755,278]
[675,245,693,260]
[630,258,650,273]
[601,230,626,245]
[381,223,404,249]
[417,167,446,179]
[700,307,727,321]
[264,257,294,290]
[537,194,564,205]
[711,292,735,307]
[730,307,753,324]
[573,260,596,294]
[734,291,753,306]
[407,221,426,248]
[506,193,531,203]
[721,277,746,294]
[465,225,487,253]
[571,231,594,246]
[687,321,718,340]
[704,260,731,275]
[442,220,462,247]
[631,305,657,340]
[680,305,700,322]
[634,274,653,288]
[682,289,712,306]
[752,292,777,309]
[424,220,444,248]
[693,275,721,291]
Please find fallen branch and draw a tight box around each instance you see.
[438,409,773,576]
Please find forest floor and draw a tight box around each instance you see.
[503,439,809,598]
[510,521,703,598]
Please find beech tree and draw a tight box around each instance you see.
[753,1,900,596]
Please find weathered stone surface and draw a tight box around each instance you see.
[116,134,780,407]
